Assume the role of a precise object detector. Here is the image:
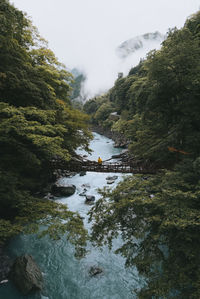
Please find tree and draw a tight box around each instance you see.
[88,10,200,297]
[89,159,200,297]
[0,0,91,253]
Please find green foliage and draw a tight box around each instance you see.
[0,0,91,250]
[90,159,200,297]
[83,98,99,115]
[0,219,22,245]
[94,102,114,122]
[109,75,136,112]
[85,10,200,164]
[83,94,114,127]
[88,10,200,298]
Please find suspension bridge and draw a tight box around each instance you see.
[52,157,156,174]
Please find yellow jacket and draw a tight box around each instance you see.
[98,157,102,164]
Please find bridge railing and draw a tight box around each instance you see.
[51,158,156,174]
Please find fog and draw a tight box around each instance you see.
[80,37,164,99]
[11,0,200,99]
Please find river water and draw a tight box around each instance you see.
[0,133,145,299]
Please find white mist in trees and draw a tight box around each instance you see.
[80,32,165,101]
[12,0,200,100]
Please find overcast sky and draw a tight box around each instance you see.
[11,0,200,98]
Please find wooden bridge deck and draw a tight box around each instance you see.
[53,159,156,174]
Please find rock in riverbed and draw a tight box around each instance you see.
[106,175,118,181]
[79,191,87,196]
[51,184,76,197]
[9,255,43,295]
[107,180,115,185]
[85,195,95,205]
[79,171,86,176]
[81,183,91,189]
[106,175,118,185]
[89,266,103,277]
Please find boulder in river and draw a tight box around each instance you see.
[107,180,115,185]
[89,266,103,277]
[79,191,87,196]
[85,195,95,205]
[9,255,43,295]
[51,184,76,197]
[81,183,91,189]
[106,175,118,181]
[79,171,86,176]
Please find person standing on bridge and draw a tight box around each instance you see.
[98,157,102,165]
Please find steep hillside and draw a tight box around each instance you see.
[0,0,90,250]
[88,11,200,298]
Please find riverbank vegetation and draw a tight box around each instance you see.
[0,0,91,255]
[87,11,200,298]
[1,0,200,296]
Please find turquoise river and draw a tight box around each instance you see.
[0,133,145,299]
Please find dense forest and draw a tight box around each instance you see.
[0,0,92,255]
[85,11,200,298]
[1,0,200,297]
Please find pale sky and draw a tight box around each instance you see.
[11,0,200,98]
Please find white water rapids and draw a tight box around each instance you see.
[0,133,145,298]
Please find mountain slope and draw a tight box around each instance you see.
[116,31,165,59]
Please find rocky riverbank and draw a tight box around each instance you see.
[0,244,13,283]
[91,125,129,148]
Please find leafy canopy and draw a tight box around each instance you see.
[0,0,92,254]
[88,10,200,298]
